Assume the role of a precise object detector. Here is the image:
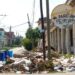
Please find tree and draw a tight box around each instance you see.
[22,38,32,51]
[13,36,23,47]
[26,27,41,49]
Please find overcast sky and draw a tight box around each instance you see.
[0,0,66,37]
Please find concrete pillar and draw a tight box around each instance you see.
[73,24,75,54]
[52,32,54,46]
[65,28,70,54]
[53,30,55,49]
[53,31,55,48]
[57,28,61,53]
[54,29,57,50]
[45,30,48,47]
[61,29,65,54]
[50,32,52,46]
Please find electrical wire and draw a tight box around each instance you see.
[1,21,28,29]
[0,15,7,21]
[0,15,7,25]
[11,22,28,28]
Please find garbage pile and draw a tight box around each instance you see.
[0,49,75,74]
[0,50,45,74]
[53,56,75,72]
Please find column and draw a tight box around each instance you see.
[45,30,48,47]
[61,29,65,54]
[73,24,75,54]
[52,32,54,47]
[50,32,52,46]
[53,31,55,48]
[54,30,57,50]
[53,30,55,49]
[65,28,70,54]
[57,28,61,53]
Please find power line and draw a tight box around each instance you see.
[0,16,6,21]
[11,22,28,28]
[1,21,28,29]
[0,14,7,16]
[0,15,7,25]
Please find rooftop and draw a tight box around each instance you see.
[0,28,4,31]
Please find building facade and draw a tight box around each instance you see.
[50,0,75,54]
[5,32,15,46]
[0,27,15,49]
[38,0,75,54]
[0,28,5,49]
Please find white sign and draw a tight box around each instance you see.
[53,14,75,28]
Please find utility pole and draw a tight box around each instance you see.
[27,13,34,49]
[46,0,51,60]
[9,26,12,47]
[40,0,46,60]
[27,14,32,28]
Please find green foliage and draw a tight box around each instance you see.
[45,60,54,72]
[26,27,41,49]
[2,47,9,51]
[26,27,41,39]
[13,36,23,46]
[51,51,60,58]
[37,60,54,72]
[64,54,73,58]
[26,28,33,39]
[22,38,32,51]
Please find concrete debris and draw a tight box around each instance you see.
[16,71,21,74]
[0,52,42,73]
[53,56,75,72]
[1,51,75,74]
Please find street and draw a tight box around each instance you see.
[11,46,25,55]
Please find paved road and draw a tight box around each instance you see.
[12,46,25,55]
[0,72,75,75]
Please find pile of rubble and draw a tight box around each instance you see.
[0,50,75,74]
[53,56,75,72]
[0,51,44,74]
